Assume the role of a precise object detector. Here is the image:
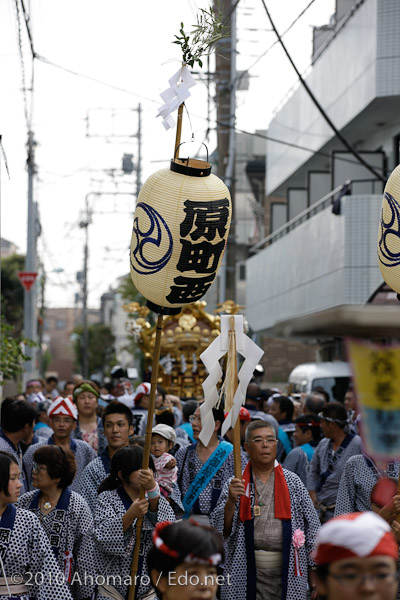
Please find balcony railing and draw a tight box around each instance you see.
[250,175,381,254]
[250,183,347,254]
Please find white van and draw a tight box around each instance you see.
[288,361,352,403]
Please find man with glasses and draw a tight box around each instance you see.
[211,420,320,600]
[23,396,96,491]
[313,511,398,600]
[307,401,362,523]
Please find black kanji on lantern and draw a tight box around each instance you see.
[166,274,215,304]
[176,239,225,274]
[180,198,230,241]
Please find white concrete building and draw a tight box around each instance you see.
[246,0,400,338]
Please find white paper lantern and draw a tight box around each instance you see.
[378,164,400,295]
[130,158,232,314]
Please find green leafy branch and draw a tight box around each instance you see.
[0,317,37,382]
[173,5,228,68]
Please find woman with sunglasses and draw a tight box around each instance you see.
[0,450,73,600]
[17,445,95,600]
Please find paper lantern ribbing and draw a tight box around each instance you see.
[378,164,400,294]
[130,158,232,314]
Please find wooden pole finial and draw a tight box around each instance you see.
[174,103,184,160]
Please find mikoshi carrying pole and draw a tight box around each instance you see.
[128,313,164,600]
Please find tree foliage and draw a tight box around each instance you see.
[1,254,25,335]
[0,317,37,381]
[172,5,227,68]
[73,322,116,376]
[118,275,144,304]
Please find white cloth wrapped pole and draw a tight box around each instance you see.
[157,65,197,131]
[199,342,225,445]
[199,315,264,446]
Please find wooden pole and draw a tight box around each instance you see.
[226,316,242,479]
[174,103,184,160]
[233,395,242,479]
[128,313,164,600]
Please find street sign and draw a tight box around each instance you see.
[17,271,38,292]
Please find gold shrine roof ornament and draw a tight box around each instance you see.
[126,301,244,398]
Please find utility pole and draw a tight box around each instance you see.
[80,194,91,379]
[37,267,46,377]
[86,104,142,207]
[79,190,135,378]
[23,131,39,384]
[214,0,236,302]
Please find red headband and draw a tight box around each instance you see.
[153,522,178,558]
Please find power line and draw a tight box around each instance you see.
[35,54,159,105]
[19,0,35,58]
[236,0,317,87]
[260,0,386,183]
[13,0,32,131]
[190,112,385,172]
[230,124,382,172]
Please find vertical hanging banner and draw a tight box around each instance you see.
[347,339,400,462]
[199,315,264,446]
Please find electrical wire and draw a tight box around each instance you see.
[19,0,35,58]
[236,0,317,88]
[13,0,32,131]
[187,113,385,172]
[229,124,384,172]
[260,0,385,182]
[35,54,159,105]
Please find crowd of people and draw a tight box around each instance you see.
[0,374,399,600]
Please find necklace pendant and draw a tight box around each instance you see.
[43,501,52,510]
[254,505,261,516]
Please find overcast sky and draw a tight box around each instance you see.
[0,0,335,308]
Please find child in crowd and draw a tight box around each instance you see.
[151,424,177,499]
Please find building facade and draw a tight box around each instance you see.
[245,0,400,363]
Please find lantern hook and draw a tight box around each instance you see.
[174,141,209,164]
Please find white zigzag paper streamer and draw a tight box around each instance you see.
[199,315,264,446]
[156,65,196,131]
